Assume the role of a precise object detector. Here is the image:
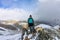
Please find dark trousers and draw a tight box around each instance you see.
[30,26,35,33]
[28,23,36,33]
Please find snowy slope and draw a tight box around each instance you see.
[53,25,60,30]
[0,24,60,40]
[0,33,22,40]
[0,27,22,40]
[35,24,52,29]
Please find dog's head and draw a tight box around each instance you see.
[35,27,44,32]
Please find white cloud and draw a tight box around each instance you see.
[0,8,31,20]
[33,0,60,25]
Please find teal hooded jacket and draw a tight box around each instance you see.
[28,18,34,24]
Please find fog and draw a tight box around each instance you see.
[32,0,60,25]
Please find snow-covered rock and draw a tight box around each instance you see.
[34,24,60,40]
[54,37,59,40]
[0,27,10,35]
[35,24,52,29]
[0,27,22,40]
[0,27,20,35]
[0,23,60,40]
[28,34,32,39]
[53,25,60,30]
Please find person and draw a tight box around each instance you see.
[28,15,35,33]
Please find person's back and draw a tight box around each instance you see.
[28,15,34,27]
[28,15,35,33]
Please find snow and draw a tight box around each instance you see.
[0,24,59,40]
[28,34,32,38]
[0,27,22,40]
[35,24,60,40]
[53,25,60,30]
[0,27,10,35]
[54,37,59,40]
[35,24,52,29]
[0,33,22,40]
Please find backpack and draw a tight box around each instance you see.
[28,18,33,23]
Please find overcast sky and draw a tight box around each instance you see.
[0,0,60,25]
[36,0,60,25]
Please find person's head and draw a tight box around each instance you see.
[29,15,32,18]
